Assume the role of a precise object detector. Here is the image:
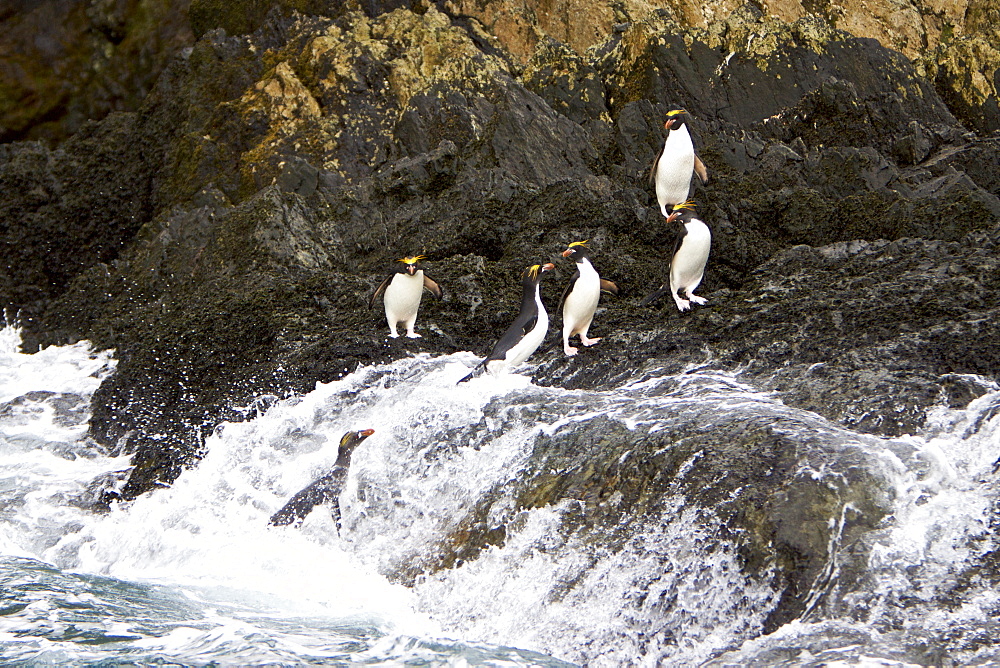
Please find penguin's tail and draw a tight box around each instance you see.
[640,286,671,307]
[457,361,486,384]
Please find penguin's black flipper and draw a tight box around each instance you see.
[671,223,689,259]
[331,502,343,532]
[423,276,443,300]
[600,279,620,295]
[558,269,581,311]
[369,275,393,310]
[694,154,709,184]
[269,473,340,527]
[648,144,665,188]
[640,285,671,307]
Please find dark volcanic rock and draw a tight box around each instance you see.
[684,234,1000,437]
[2,0,996,496]
[1,2,1000,645]
[370,357,898,637]
[531,231,1000,439]
[0,0,194,143]
[0,113,160,326]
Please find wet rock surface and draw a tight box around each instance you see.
[401,382,899,634]
[1,0,1000,652]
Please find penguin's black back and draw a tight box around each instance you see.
[268,466,348,527]
[648,142,666,188]
[486,273,541,362]
[671,223,689,260]
[559,267,582,311]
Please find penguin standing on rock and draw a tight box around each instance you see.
[641,202,711,312]
[559,241,619,356]
[370,256,442,338]
[458,263,555,383]
[650,109,709,218]
[269,428,375,529]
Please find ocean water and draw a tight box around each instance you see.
[2,323,999,666]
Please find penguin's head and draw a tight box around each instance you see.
[522,263,555,284]
[397,255,426,276]
[667,200,696,224]
[664,109,689,131]
[561,240,591,261]
[338,428,375,458]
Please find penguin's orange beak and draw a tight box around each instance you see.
[666,211,680,223]
[406,265,416,275]
[664,119,675,130]
[359,429,375,438]
[542,263,555,271]
[561,248,574,258]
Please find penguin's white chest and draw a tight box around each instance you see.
[671,220,711,288]
[383,271,424,323]
[654,126,695,215]
[562,259,601,327]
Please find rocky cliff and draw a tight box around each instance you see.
[2,0,1000,652]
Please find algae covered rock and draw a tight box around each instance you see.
[923,35,1000,135]
[384,367,899,640]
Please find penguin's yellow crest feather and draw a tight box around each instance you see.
[398,255,426,264]
[672,200,696,211]
[666,109,687,116]
[568,240,589,248]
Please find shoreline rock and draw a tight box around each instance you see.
[1,3,999,647]
[1,3,996,498]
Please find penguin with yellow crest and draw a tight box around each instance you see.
[641,201,711,312]
[650,109,709,218]
[559,241,619,356]
[269,428,375,530]
[370,255,442,338]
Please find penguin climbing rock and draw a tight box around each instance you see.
[559,241,619,356]
[640,202,711,312]
[269,428,375,529]
[458,263,555,382]
[649,109,709,218]
[369,256,442,338]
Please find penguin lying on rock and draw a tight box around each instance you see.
[370,256,442,338]
[559,241,619,356]
[269,429,374,529]
[459,263,554,383]
[650,109,709,218]
[641,202,711,312]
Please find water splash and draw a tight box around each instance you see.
[4,323,1000,665]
